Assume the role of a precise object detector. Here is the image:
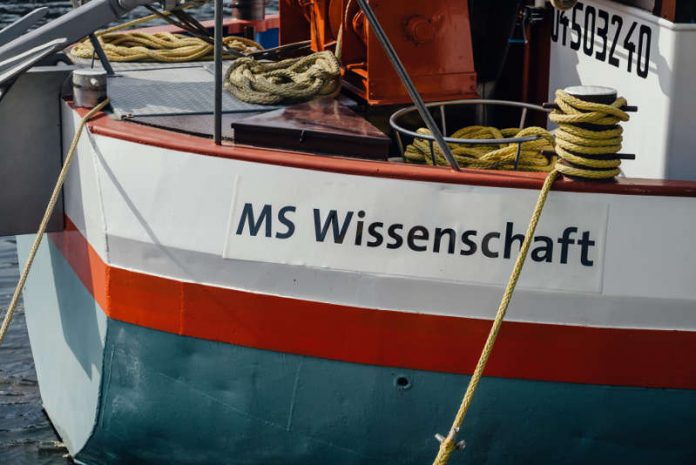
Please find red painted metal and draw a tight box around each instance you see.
[278,0,311,45]
[300,0,478,105]
[50,216,696,390]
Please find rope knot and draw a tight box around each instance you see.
[224,50,341,105]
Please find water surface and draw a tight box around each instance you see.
[0,237,70,464]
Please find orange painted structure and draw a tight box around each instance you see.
[279,0,478,105]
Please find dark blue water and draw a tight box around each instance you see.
[0,237,70,464]
[0,3,277,463]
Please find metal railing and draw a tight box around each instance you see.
[390,99,551,170]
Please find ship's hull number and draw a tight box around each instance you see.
[552,1,652,79]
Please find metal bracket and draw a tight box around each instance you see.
[434,433,466,450]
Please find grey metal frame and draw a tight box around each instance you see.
[214,0,223,144]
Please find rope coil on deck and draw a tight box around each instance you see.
[224,50,341,105]
[224,21,344,105]
[69,5,262,63]
[70,32,262,63]
[404,126,556,172]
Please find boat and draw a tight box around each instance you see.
[0,0,694,464]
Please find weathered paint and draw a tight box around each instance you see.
[18,102,693,464]
[51,220,696,390]
[74,318,696,465]
[15,235,106,454]
[16,227,696,465]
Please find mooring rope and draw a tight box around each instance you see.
[431,91,630,465]
[69,2,262,63]
[550,89,629,179]
[0,99,110,348]
[404,126,556,172]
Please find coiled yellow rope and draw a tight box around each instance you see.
[69,4,262,63]
[549,89,629,179]
[224,50,341,105]
[0,99,111,348]
[70,32,262,63]
[431,90,630,465]
[404,126,556,172]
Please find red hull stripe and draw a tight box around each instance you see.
[50,218,696,390]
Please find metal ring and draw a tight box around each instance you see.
[389,99,551,152]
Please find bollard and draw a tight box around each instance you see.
[72,69,107,108]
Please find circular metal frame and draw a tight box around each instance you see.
[389,99,551,167]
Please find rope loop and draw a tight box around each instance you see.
[549,89,630,180]
[404,126,556,172]
[224,50,341,105]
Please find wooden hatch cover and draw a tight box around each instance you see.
[232,97,391,160]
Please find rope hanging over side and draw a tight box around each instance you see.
[549,89,629,179]
[431,168,560,465]
[429,91,631,465]
[71,32,262,63]
[0,99,111,348]
[404,126,556,172]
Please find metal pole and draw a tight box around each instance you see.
[214,0,223,145]
[356,0,459,171]
[88,33,115,75]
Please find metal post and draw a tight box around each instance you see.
[88,33,115,75]
[214,0,223,145]
[355,0,459,171]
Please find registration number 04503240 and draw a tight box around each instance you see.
[551,1,652,79]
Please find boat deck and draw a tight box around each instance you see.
[80,59,392,158]
[87,60,278,140]
[70,61,696,197]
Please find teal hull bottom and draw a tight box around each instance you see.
[74,319,696,465]
[18,236,696,465]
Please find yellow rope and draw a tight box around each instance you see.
[430,90,630,465]
[0,99,111,348]
[224,51,341,105]
[69,3,262,63]
[549,90,629,179]
[223,16,345,106]
[70,33,262,63]
[431,168,559,465]
[404,126,556,172]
